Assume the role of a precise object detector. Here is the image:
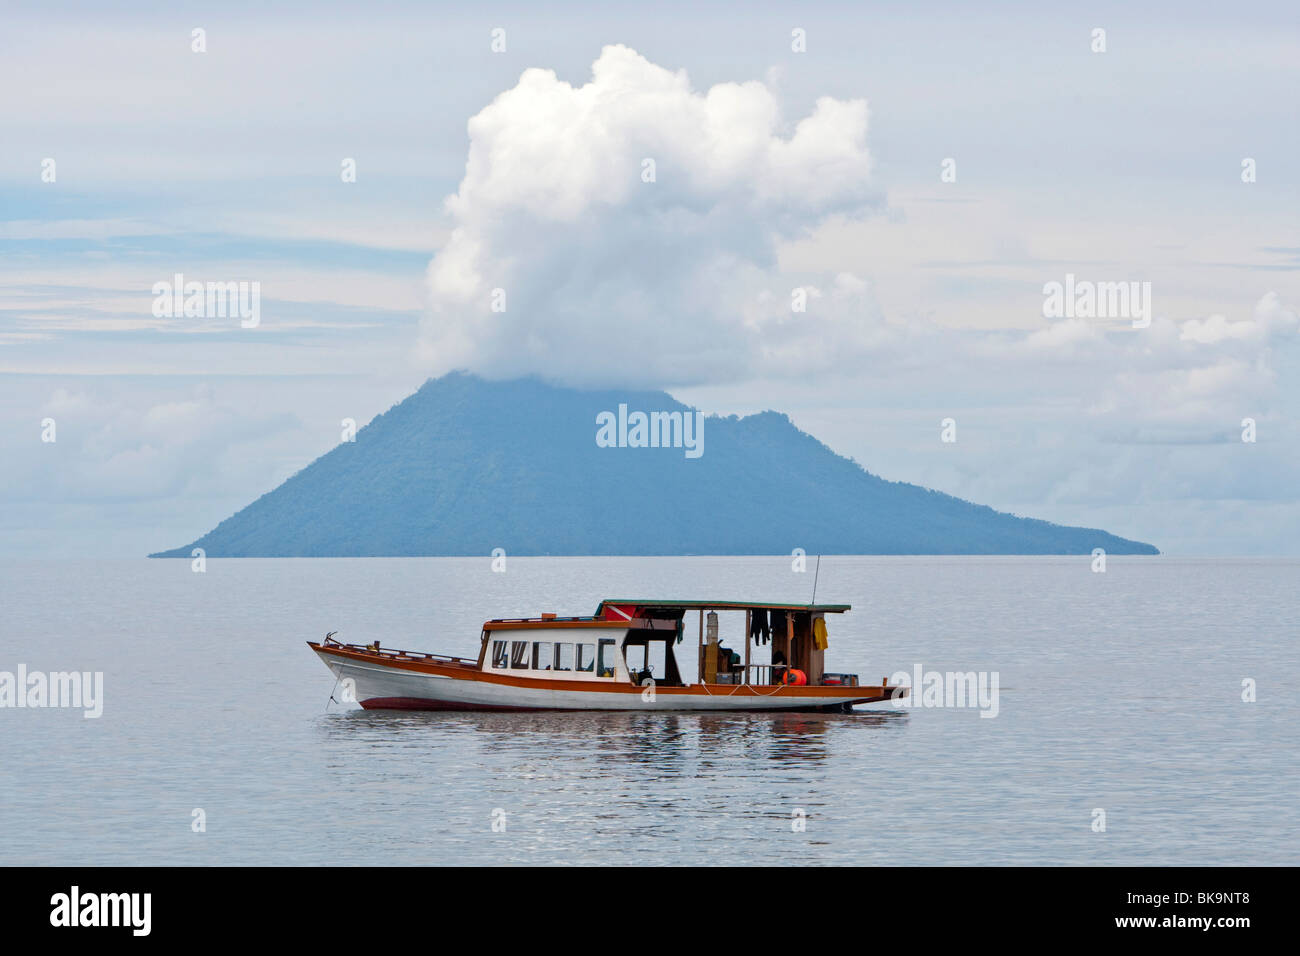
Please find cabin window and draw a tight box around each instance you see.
[510,640,531,669]
[532,642,552,670]
[554,643,573,671]
[597,639,618,678]
[491,640,508,669]
[576,643,595,672]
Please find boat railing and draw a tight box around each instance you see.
[730,665,861,687]
[320,635,478,668]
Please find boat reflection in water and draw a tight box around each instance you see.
[322,708,908,769]
[317,706,910,850]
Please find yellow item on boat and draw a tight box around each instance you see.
[813,617,829,650]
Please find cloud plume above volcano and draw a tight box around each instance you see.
[420,44,876,386]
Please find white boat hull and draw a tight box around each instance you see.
[314,647,894,713]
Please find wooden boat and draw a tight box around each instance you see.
[308,599,907,713]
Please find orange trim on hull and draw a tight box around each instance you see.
[358,696,879,712]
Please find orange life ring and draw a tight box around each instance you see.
[782,668,807,686]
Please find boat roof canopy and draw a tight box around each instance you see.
[596,599,851,615]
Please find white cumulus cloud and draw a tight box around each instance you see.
[421,44,876,386]
[1179,291,1297,345]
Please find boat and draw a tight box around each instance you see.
[308,599,908,713]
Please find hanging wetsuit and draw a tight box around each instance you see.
[769,610,787,648]
[749,609,769,645]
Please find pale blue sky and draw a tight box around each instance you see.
[2,1,1297,555]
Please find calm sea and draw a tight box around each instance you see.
[1,556,1296,866]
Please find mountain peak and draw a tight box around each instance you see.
[150,373,1157,557]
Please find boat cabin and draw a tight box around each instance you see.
[476,599,860,689]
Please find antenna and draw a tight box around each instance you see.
[811,554,822,605]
